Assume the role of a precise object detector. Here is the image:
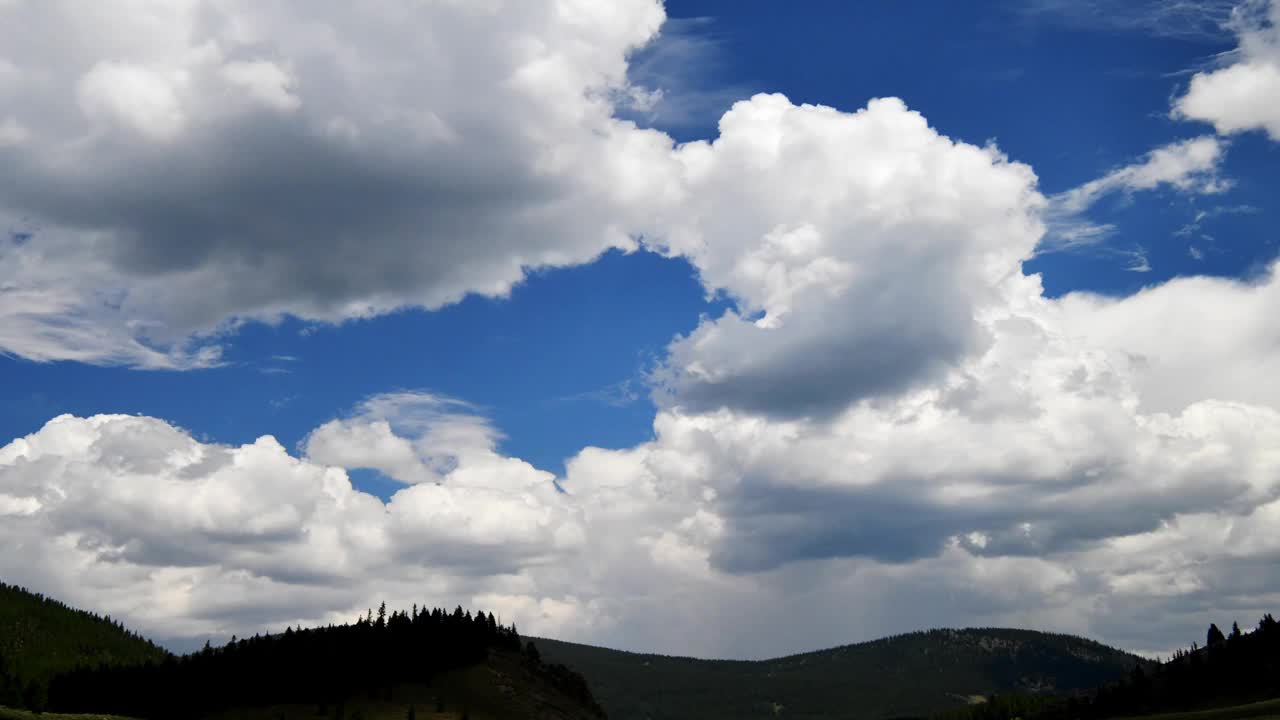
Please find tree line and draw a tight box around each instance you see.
[0,580,170,713]
[49,602,528,718]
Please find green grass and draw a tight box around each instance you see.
[1109,698,1280,720]
[0,707,141,720]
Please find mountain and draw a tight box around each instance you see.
[534,628,1151,720]
[0,581,169,711]
[940,615,1280,720]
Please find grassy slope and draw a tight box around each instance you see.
[7,694,1278,720]
[1107,698,1280,720]
[0,582,168,687]
[201,650,604,720]
[0,709,140,720]
[536,628,1151,720]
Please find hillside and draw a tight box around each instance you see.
[47,604,605,720]
[939,615,1280,720]
[0,581,169,711]
[535,628,1150,720]
[194,650,607,720]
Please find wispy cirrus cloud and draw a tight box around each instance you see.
[619,17,756,131]
[1016,0,1240,41]
[1039,136,1231,269]
[1054,136,1230,216]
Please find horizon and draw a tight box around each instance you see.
[3,0,1280,662]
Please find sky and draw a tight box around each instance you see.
[1,0,1279,659]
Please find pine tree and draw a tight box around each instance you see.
[1207,623,1226,648]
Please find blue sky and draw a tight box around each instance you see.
[2,249,722,480]
[2,0,1280,658]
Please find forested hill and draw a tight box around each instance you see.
[535,627,1150,720]
[0,581,169,710]
[48,604,606,720]
[938,615,1280,720]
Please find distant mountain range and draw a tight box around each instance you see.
[535,628,1151,720]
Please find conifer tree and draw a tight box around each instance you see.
[1207,623,1226,648]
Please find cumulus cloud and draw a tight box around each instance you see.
[1176,0,1280,139]
[588,270,1280,573]
[303,393,507,486]
[648,95,1044,418]
[0,408,581,641]
[1057,266,1280,414]
[0,0,674,366]
[9,264,1280,658]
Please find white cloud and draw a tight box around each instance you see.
[78,61,189,140]
[1057,266,1280,415]
[1053,136,1229,216]
[648,95,1045,417]
[9,263,1280,658]
[219,60,301,113]
[1176,0,1280,139]
[1039,136,1230,263]
[304,392,550,491]
[0,0,672,366]
[0,409,581,640]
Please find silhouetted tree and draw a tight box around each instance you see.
[47,601,529,719]
[1207,623,1226,648]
